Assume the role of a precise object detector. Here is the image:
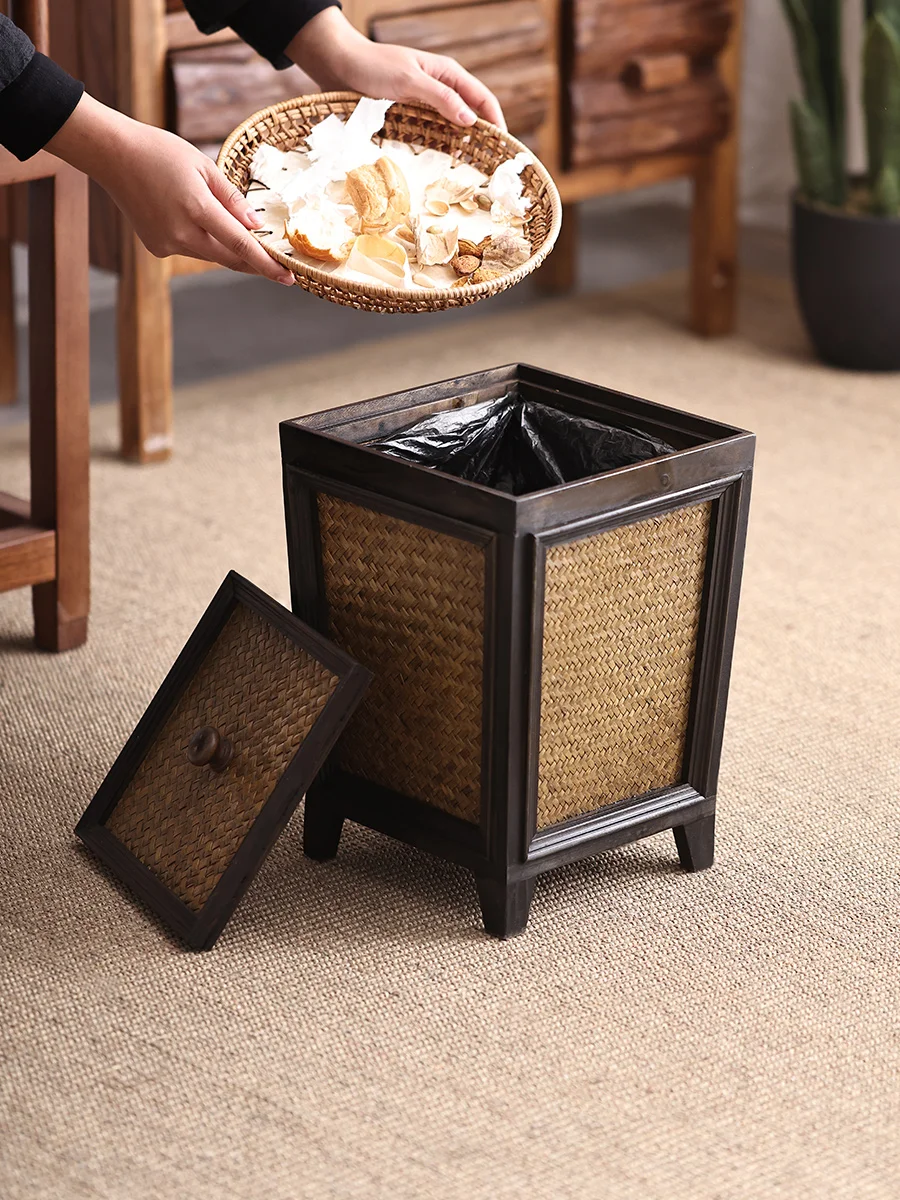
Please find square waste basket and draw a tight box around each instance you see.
[281,364,754,937]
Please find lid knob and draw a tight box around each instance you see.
[187,726,234,773]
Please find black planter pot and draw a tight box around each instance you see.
[792,191,900,370]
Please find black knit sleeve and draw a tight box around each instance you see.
[182,0,342,70]
[0,15,84,162]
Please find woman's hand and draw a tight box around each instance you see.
[288,8,506,130]
[47,94,295,284]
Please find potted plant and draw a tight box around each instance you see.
[782,0,900,369]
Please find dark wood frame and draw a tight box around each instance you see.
[281,363,754,938]
[76,571,371,949]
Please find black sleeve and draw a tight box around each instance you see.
[182,0,342,70]
[0,15,84,162]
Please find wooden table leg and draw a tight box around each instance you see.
[28,167,90,651]
[690,0,742,337]
[115,0,174,463]
[118,231,173,463]
[533,202,579,295]
[0,188,17,407]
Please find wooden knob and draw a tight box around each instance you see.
[187,726,234,773]
[622,54,691,93]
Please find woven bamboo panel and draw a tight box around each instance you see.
[318,494,485,823]
[537,503,711,829]
[106,603,339,911]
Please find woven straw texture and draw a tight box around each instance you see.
[317,493,485,822]
[537,503,711,828]
[106,603,338,911]
[217,92,561,313]
[3,276,900,1200]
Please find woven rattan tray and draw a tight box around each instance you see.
[217,92,562,313]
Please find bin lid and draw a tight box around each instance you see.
[76,571,371,950]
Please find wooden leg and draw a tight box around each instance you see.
[476,876,535,939]
[28,167,90,652]
[673,812,716,872]
[690,2,742,336]
[303,790,345,861]
[118,229,173,463]
[0,188,17,407]
[533,202,579,295]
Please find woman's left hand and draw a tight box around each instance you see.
[287,8,506,130]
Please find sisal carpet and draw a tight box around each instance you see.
[1,275,899,1199]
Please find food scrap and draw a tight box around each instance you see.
[247,98,535,292]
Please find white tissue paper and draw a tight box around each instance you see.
[487,151,532,219]
[281,98,393,208]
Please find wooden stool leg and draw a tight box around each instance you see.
[476,877,535,939]
[673,812,716,872]
[690,1,742,336]
[0,189,17,407]
[303,789,345,861]
[118,231,173,463]
[533,202,579,295]
[28,168,90,651]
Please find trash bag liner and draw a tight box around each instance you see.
[369,394,675,495]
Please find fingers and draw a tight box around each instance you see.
[195,179,295,285]
[405,69,475,126]
[421,55,507,130]
[204,162,267,231]
[189,233,261,276]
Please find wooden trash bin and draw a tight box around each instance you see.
[281,363,754,937]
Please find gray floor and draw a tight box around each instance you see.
[2,190,788,424]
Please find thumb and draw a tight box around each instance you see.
[204,162,264,230]
[411,67,477,126]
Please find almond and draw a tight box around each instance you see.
[457,238,482,258]
[470,266,505,284]
[452,254,480,275]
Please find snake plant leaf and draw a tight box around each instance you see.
[780,0,830,122]
[872,0,900,41]
[808,0,846,203]
[790,97,840,204]
[780,0,846,205]
[871,164,900,214]
[864,13,900,190]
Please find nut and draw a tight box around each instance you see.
[452,254,480,275]
[470,266,505,284]
[451,277,471,288]
[457,238,482,258]
[476,192,492,210]
[412,272,436,289]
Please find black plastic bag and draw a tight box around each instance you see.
[368,395,675,495]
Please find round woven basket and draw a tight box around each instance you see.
[217,93,562,314]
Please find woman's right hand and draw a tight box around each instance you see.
[47,93,295,285]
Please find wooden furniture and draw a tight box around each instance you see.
[0,1,90,651]
[281,364,754,937]
[34,0,742,462]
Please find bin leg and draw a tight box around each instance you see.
[303,791,345,861]
[673,812,716,872]
[476,877,535,939]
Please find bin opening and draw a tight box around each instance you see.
[367,395,676,496]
